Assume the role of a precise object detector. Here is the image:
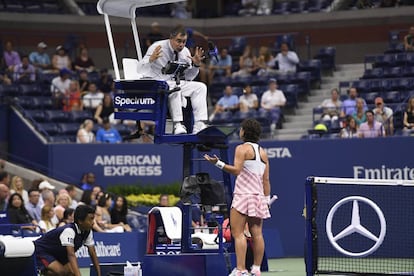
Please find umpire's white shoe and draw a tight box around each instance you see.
[192,121,207,134]
[173,123,187,135]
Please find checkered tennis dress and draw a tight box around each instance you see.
[231,142,271,219]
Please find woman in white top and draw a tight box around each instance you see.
[76,119,95,143]
[38,205,56,233]
[52,45,71,72]
[10,175,29,204]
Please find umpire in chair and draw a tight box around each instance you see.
[137,25,208,135]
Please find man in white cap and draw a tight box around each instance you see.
[39,180,56,191]
[29,42,51,71]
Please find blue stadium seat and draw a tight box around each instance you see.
[307,0,323,12]
[32,97,54,109]
[382,91,401,103]
[272,2,290,14]
[57,123,80,136]
[232,86,244,96]
[297,59,321,86]
[362,68,383,79]
[228,36,247,57]
[2,84,20,97]
[19,84,42,96]
[402,67,414,77]
[354,80,371,93]
[374,54,395,68]
[292,71,311,95]
[211,111,233,124]
[36,123,60,136]
[14,96,36,110]
[389,78,411,91]
[48,135,74,143]
[230,75,252,88]
[368,79,382,92]
[289,0,308,13]
[274,33,295,52]
[44,110,70,123]
[382,67,402,78]
[69,110,93,123]
[23,109,47,123]
[38,72,58,84]
[362,92,380,104]
[314,46,336,72]
[113,124,133,136]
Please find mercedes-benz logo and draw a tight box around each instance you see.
[326,196,386,257]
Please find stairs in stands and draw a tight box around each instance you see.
[272,63,365,140]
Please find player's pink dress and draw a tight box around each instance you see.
[231,142,270,219]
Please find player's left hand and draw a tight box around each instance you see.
[190,47,204,67]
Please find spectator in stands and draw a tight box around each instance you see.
[319,88,342,124]
[144,22,164,54]
[403,96,414,133]
[0,183,9,211]
[340,116,359,138]
[209,85,240,121]
[38,205,56,233]
[65,185,79,209]
[171,1,192,19]
[54,193,72,221]
[0,171,10,187]
[97,68,113,93]
[3,41,21,72]
[231,45,258,78]
[94,193,125,232]
[7,193,38,233]
[29,42,51,72]
[238,0,258,16]
[239,84,259,113]
[73,47,95,72]
[82,83,104,113]
[13,55,36,83]
[256,46,276,76]
[352,98,367,126]
[260,78,286,133]
[274,43,300,73]
[372,97,393,135]
[256,0,273,15]
[76,119,95,143]
[25,188,42,223]
[51,68,72,109]
[52,45,72,72]
[185,27,208,55]
[57,207,74,227]
[39,180,55,192]
[10,175,28,204]
[96,117,122,144]
[79,190,93,206]
[63,80,83,111]
[94,93,115,125]
[208,47,232,84]
[111,195,132,232]
[41,189,56,221]
[91,185,104,207]
[404,26,414,52]
[78,69,90,93]
[0,69,12,85]
[340,87,366,117]
[158,194,170,207]
[358,110,385,138]
[80,172,96,191]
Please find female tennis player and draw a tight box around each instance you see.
[204,118,271,276]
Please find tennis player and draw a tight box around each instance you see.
[34,205,101,276]
[204,118,271,276]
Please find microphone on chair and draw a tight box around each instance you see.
[207,41,219,62]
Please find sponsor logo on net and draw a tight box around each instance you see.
[353,165,414,180]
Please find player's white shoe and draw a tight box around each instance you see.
[228,268,249,276]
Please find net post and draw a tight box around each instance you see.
[305,176,315,276]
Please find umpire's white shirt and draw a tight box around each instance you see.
[138,39,207,122]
